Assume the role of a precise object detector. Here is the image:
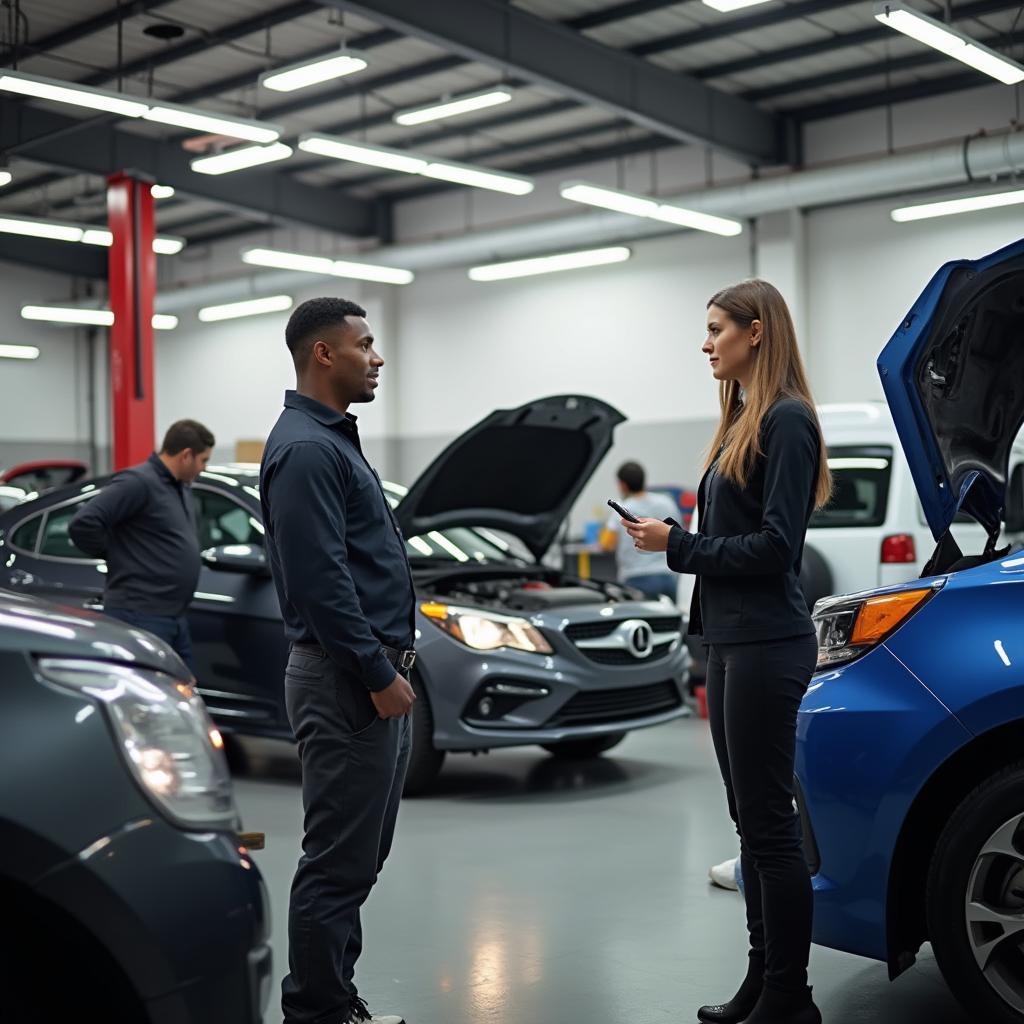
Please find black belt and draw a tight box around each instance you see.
[290,641,416,673]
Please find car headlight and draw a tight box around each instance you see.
[38,658,238,831]
[419,602,553,654]
[812,583,942,670]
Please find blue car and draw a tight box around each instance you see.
[797,236,1024,1023]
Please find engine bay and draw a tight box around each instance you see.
[421,568,647,612]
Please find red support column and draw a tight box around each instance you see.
[107,173,156,471]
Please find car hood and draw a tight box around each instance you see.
[0,590,190,678]
[394,394,626,560]
[877,236,1024,541]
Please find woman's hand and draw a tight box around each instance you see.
[622,517,672,553]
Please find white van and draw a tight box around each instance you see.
[806,402,1024,600]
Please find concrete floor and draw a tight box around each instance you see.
[232,716,972,1024]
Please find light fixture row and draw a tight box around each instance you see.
[0,70,282,143]
[22,306,179,329]
[0,213,184,254]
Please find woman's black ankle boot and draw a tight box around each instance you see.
[697,954,765,1023]
[741,985,821,1024]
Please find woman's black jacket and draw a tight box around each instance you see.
[667,397,821,645]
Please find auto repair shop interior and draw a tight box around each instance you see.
[1,2,1023,1024]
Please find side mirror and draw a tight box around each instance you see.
[201,544,268,575]
[1006,465,1024,534]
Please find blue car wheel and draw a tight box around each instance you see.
[928,762,1024,1024]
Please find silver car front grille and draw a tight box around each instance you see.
[564,615,683,666]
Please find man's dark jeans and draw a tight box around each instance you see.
[281,645,411,1024]
[104,606,194,672]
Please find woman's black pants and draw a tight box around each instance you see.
[705,634,818,993]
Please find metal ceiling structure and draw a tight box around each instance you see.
[0,0,1018,278]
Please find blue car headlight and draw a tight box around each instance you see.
[812,581,944,670]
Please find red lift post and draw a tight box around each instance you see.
[107,173,156,471]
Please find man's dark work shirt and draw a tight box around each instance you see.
[260,391,416,692]
[69,453,200,616]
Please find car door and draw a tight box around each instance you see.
[2,496,108,610]
[190,485,288,734]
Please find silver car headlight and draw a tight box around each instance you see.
[419,602,553,654]
[38,658,238,831]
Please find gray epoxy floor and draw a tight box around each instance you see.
[232,716,971,1024]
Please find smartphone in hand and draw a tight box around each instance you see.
[607,498,642,523]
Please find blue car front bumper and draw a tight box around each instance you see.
[796,642,971,963]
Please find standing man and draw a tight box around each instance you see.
[600,460,680,601]
[69,419,214,669]
[260,297,416,1024]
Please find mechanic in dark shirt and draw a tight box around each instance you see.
[260,297,415,1024]
[69,419,214,669]
[624,281,832,1024]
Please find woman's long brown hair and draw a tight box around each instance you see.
[704,279,832,510]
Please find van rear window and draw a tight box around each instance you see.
[810,446,893,529]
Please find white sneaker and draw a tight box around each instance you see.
[709,856,740,891]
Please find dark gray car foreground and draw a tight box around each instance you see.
[0,591,271,1024]
[0,395,689,793]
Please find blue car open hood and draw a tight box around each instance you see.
[877,236,1024,542]
[394,395,626,561]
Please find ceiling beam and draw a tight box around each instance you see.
[0,101,376,236]
[0,235,108,278]
[3,0,177,63]
[630,0,861,56]
[744,31,1012,101]
[566,1,684,31]
[693,0,1021,80]
[317,0,785,164]
[793,70,988,120]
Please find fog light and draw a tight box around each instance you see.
[478,697,494,717]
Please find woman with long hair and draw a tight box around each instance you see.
[623,280,831,1024]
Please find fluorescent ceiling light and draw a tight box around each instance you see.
[143,104,280,143]
[0,216,84,242]
[421,160,534,195]
[0,70,148,117]
[21,306,177,329]
[702,0,772,9]
[241,247,414,284]
[198,295,294,322]
[0,344,39,360]
[469,246,632,281]
[191,143,293,176]
[0,213,184,252]
[0,171,11,188]
[891,187,1024,221]
[394,87,513,126]
[260,50,368,92]
[561,181,742,236]
[298,134,428,173]
[874,2,1024,84]
[151,184,175,199]
[561,182,658,217]
[298,133,535,194]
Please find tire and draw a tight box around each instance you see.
[541,732,627,759]
[928,762,1024,1024]
[221,732,249,775]
[799,543,833,612]
[402,675,445,796]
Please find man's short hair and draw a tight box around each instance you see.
[617,461,645,493]
[161,419,215,456]
[285,297,367,368]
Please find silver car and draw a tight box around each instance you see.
[0,395,689,793]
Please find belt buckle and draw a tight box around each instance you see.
[398,650,416,672]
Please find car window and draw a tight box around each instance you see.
[5,465,84,495]
[9,513,42,553]
[39,503,92,559]
[810,446,893,529]
[194,488,262,549]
